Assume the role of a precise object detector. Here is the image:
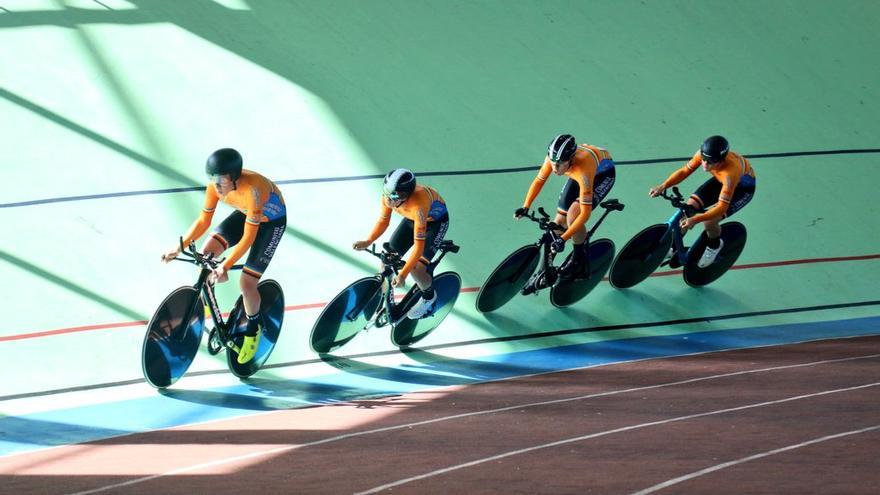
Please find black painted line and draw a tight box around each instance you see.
[3,298,878,402]
[3,148,879,209]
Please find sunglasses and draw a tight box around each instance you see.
[383,190,408,201]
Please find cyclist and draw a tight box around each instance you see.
[161,148,286,364]
[515,134,616,292]
[353,169,449,320]
[649,135,756,268]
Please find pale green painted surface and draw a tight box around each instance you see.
[0,1,878,396]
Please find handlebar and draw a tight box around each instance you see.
[523,207,563,233]
[361,239,460,273]
[659,187,703,217]
[172,238,243,270]
[363,242,406,271]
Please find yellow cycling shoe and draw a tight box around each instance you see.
[237,329,262,364]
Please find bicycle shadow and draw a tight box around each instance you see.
[399,347,551,381]
[156,376,391,411]
[314,353,483,387]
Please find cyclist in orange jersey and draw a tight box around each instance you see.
[161,148,286,364]
[649,135,756,268]
[353,169,449,319]
[515,134,616,292]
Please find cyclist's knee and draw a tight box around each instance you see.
[703,219,721,235]
[555,208,570,226]
[201,235,225,257]
[415,260,432,276]
[239,273,260,292]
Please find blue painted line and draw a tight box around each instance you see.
[1,315,878,456]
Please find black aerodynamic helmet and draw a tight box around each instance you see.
[700,135,729,164]
[382,168,417,200]
[205,148,243,181]
[547,134,578,163]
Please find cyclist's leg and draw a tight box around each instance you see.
[237,216,286,363]
[698,180,756,266]
[691,179,731,267]
[413,219,449,286]
[388,218,415,278]
[406,219,449,318]
[720,181,756,219]
[591,159,616,207]
[555,178,579,232]
[690,178,723,239]
[559,202,589,277]
[562,158,616,248]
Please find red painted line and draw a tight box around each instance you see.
[0,320,148,342]
[2,253,878,343]
[284,302,327,311]
[729,253,880,270]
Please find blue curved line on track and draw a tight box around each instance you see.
[1,315,878,457]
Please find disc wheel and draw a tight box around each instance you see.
[683,222,747,287]
[475,245,540,313]
[309,277,382,354]
[550,239,615,307]
[608,224,671,289]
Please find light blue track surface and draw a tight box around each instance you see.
[3,315,877,457]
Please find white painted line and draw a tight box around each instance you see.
[630,424,880,495]
[353,383,880,495]
[65,353,880,495]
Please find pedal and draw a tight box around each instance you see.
[226,340,241,354]
[520,282,538,296]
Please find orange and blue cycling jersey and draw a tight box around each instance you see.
[522,144,613,240]
[182,170,286,270]
[366,185,448,280]
[662,150,756,223]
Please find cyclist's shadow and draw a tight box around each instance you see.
[157,375,383,411]
[319,347,548,387]
[316,353,482,387]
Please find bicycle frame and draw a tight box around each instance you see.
[521,208,563,283]
[660,188,703,266]
[173,240,243,352]
[664,209,688,266]
[362,242,456,330]
[525,201,621,283]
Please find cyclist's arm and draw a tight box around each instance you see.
[522,160,552,209]
[661,152,701,189]
[365,200,393,243]
[182,185,220,245]
[222,187,262,270]
[398,210,427,280]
